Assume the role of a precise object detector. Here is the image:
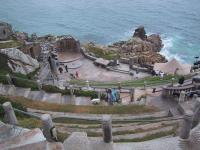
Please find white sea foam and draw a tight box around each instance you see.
[160,36,185,63]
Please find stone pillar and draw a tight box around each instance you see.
[130,88,135,102]
[179,91,186,103]
[37,79,42,90]
[102,115,112,143]
[193,97,200,111]
[2,102,18,125]
[192,107,200,128]
[118,82,121,90]
[86,80,90,89]
[98,90,101,99]
[69,85,75,101]
[171,78,175,87]
[144,81,147,90]
[41,114,57,142]
[180,111,193,139]
[6,74,12,85]
[129,57,134,69]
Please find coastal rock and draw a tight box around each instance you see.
[133,26,147,40]
[147,34,163,52]
[0,48,39,74]
[0,21,13,40]
[14,31,29,41]
[112,26,166,66]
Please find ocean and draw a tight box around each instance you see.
[0,0,200,63]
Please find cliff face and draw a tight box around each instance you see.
[112,26,167,66]
[0,48,39,74]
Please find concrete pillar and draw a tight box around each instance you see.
[37,79,42,90]
[86,80,90,89]
[193,94,198,101]
[193,97,200,111]
[102,115,112,143]
[6,74,12,85]
[41,114,57,142]
[118,82,121,90]
[2,102,18,125]
[144,81,147,90]
[180,111,193,139]
[171,78,175,87]
[179,91,186,103]
[98,90,101,99]
[130,88,135,102]
[192,106,200,128]
[69,85,75,101]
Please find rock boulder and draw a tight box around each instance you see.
[0,48,39,74]
[0,22,13,40]
[112,26,166,66]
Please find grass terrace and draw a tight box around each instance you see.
[0,40,23,49]
[70,74,181,87]
[84,44,118,60]
[1,96,158,114]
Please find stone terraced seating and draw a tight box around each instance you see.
[0,121,64,150]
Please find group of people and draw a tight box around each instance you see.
[58,64,79,79]
[106,88,120,105]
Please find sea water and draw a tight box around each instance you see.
[0,0,200,63]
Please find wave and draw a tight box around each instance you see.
[160,35,185,63]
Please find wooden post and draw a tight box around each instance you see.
[2,102,18,125]
[102,115,112,143]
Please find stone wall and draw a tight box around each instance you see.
[20,43,41,59]
[56,35,80,52]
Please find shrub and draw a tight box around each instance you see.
[42,85,106,99]
[0,96,27,119]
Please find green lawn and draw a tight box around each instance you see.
[70,74,180,87]
[0,40,23,49]
[84,44,118,60]
[3,96,157,114]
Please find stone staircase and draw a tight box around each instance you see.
[0,121,64,150]
[54,118,179,143]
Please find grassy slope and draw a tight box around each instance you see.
[84,44,118,60]
[70,74,180,87]
[6,96,157,114]
[0,40,23,49]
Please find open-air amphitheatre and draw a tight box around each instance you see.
[1,21,200,150]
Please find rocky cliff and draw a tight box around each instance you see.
[0,48,39,74]
[112,26,167,66]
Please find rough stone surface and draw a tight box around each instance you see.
[133,26,147,40]
[111,26,166,66]
[0,48,39,74]
[0,21,13,40]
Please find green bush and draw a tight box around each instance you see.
[11,77,38,91]
[42,85,106,99]
[0,96,27,119]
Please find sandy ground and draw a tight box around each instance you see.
[58,55,150,82]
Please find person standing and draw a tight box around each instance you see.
[75,71,79,78]
[65,65,68,73]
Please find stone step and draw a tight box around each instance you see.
[28,91,46,101]
[0,128,46,150]
[112,126,174,141]
[42,93,62,103]
[15,87,31,98]
[0,122,29,143]
[0,84,16,96]
[56,121,178,137]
